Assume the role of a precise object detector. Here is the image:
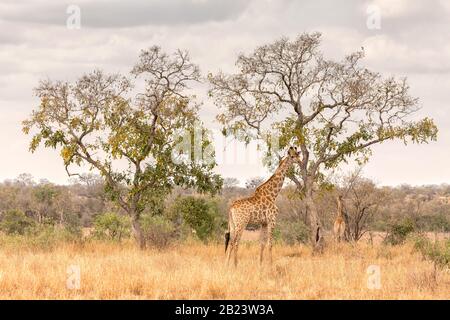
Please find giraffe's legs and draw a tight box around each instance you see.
[226,232,233,265]
[259,224,268,264]
[226,209,236,266]
[266,224,274,265]
[226,227,243,267]
[226,229,236,265]
[335,223,345,243]
[232,230,243,267]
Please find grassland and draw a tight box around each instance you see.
[0,238,448,300]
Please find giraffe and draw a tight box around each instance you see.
[333,195,346,242]
[224,146,301,266]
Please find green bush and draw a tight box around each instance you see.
[416,213,450,232]
[0,224,80,250]
[276,220,310,245]
[414,236,450,269]
[168,196,221,242]
[63,212,82,235]
[141,215,177,249]
[26,224,80,249]
[383,218,416,245]
[272,227,282,243]
[0,210,35,235]
[93,212,131,241]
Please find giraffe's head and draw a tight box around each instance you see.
[287,146,302,165]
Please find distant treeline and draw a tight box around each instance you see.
[0,173,449,246]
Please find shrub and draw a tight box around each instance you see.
[63,212,82,235]
[141,215,177,249]
[25,224,80,249]
[93,212,131,241]
[276,220,310,245]
[414,236,450,270]
[168,196,220,242]
[0,224,80,251]
[272,227,282,243]
[416,213,450,232]
[0,210,35,235]
[383,218,416,245]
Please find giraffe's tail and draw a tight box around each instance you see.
[224,231,230,253]
[225,208,233,253]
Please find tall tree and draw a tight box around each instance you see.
[339,170,387,242]
[209,32,437,250]
[23,46,222,248]
[223,177,240,189]
[245,177,265,189]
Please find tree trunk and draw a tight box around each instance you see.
[304,182,323,253]
[131,214,146,249]
[59,210,64,228]
[343,210,352,242]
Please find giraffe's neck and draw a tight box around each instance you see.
[255,157,292,201]
[337,198,343,218]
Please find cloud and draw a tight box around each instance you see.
[362,34,450,74]
[369,0,422,18]
[0,0,250,28]
[0,0,450,185]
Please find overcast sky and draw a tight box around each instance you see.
[1,0,449,186]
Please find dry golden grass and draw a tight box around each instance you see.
[0,240,448,299]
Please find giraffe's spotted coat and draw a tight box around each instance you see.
[333,195,346,242]
[226,147,301,266]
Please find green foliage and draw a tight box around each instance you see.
[23,48,223,247]
[26,224,80,249]
[383,218,416,245]
[209,32,438,202]
[141,215,177,249]
[93,212,131,241]
[0,224,80,251]
[416,213,450,232]
[33,184,58,205]
[276,220,310,245]
[0,210,35,235]
[414,236,450,269]
[272,227,282,243]
[168,196,221,242]
[63,212,82,235]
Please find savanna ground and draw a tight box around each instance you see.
[0,236,448,299]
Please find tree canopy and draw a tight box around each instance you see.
[23,46,222,248]
[209,32,438,249]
